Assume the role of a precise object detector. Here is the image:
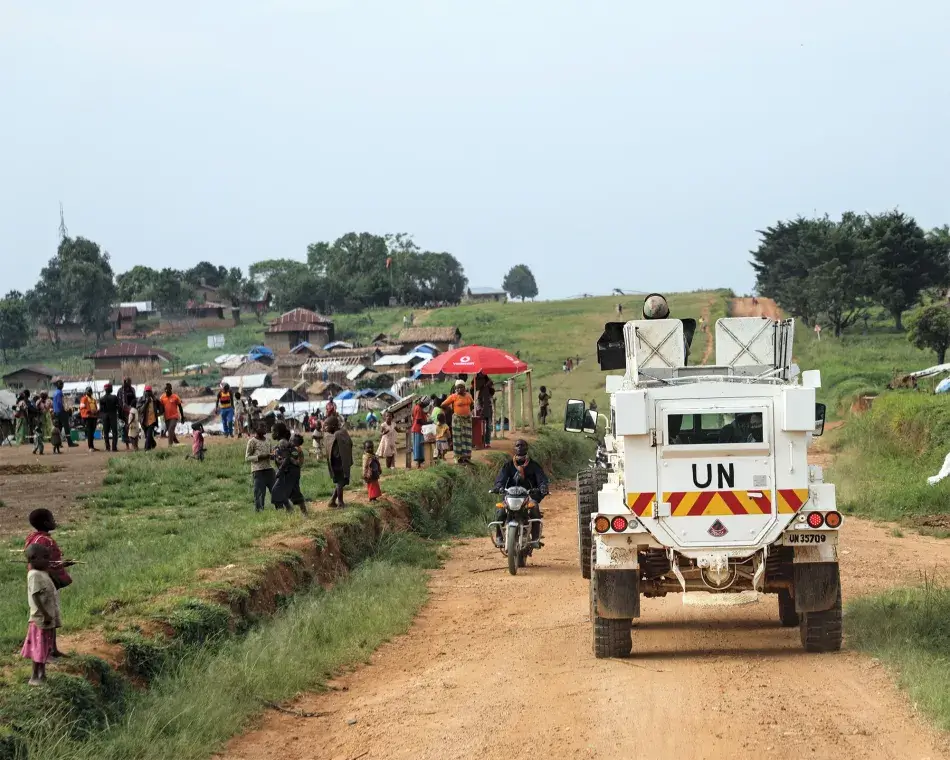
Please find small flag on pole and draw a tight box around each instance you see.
[386,257,392,269]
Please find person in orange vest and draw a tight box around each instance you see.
[216,383,235,438]
[78,387,99,452]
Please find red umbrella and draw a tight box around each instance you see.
[420,345,527,376]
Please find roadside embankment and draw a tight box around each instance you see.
[0,429,592,760]
[830,392,950,733]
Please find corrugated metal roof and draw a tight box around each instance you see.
[271,308,333,326]
[467,287,507,296]
[88,342,172,360]
[1,365,61,379]
[266,321,332,334]
[347,365,375,381]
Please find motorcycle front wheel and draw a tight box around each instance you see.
[507,523,520,576]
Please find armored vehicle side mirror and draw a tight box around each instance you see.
[814,403,826,436]
[585,410,598,433]
[564,399,587,433]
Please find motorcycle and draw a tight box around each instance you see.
[488,486,544,576]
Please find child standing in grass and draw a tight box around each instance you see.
[21,544,60,686]
[25,509,72,661]
[126,406,141,451]
[190,423,206,462]
[362,440,382,502]
[271,424,307,514]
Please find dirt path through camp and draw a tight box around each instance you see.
[222,487,950,760]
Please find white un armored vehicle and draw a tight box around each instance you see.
[565,294,841,658]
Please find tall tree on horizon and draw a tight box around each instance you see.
[503,264,539,302]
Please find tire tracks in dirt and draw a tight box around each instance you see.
[220,489,950,760]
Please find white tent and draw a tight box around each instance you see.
[183,402,217,419]
[281,399,360,420]
[222,374,270,390]
[250,387,304,407]
[61,380,113,396]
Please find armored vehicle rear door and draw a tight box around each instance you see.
[653,399,776,549]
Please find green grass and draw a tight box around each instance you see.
[847,579,950,732]
[788,305,940,415]
[0,442,347,651]
[0,431,591,760]
[15,549,432,760]
[829,393,950,523]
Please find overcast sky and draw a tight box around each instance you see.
[2,1,948,300]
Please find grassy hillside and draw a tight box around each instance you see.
[0,294,729,408]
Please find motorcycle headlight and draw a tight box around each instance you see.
[505,497,525,511]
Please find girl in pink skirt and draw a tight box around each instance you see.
[21,544,61,686]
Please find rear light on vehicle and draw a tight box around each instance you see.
[594,516,610,533]
[611,516,628,532]
[806,512,825,529]
[824,511,842,529]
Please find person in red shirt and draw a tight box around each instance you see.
[25,509,74,659]
[161,384,185,446]
[411,398,429,468]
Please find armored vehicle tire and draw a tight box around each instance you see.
[799,588,842,653]
[778,589,800,627]
[578,469,608,580]
[590,561,632,658]
[507,524,519,576]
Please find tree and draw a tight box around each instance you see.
[116,265,158,301]
[751,217,827,326]
[309,233,391,308]
[908,305,950,363]
[806,213,874,338]
[57,237,118,342]
[30,237,117,344]
[27,258,68,345]
[865,211,949,330]
[0,291,30,361]
[151,269,193,314]
[503,264,538,301]
[216,267,247,306]
[184,261,228,288]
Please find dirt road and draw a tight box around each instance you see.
[222,489,950,760]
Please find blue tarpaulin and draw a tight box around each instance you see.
[248,346,274,362]
[335,390,355,400]
[936,377,950,394]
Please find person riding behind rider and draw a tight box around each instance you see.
[492,439,549,548]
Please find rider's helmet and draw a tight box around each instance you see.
[642,293,671,320]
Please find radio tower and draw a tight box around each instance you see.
[58,202,68,241]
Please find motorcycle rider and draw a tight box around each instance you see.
[492,439,549,548]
